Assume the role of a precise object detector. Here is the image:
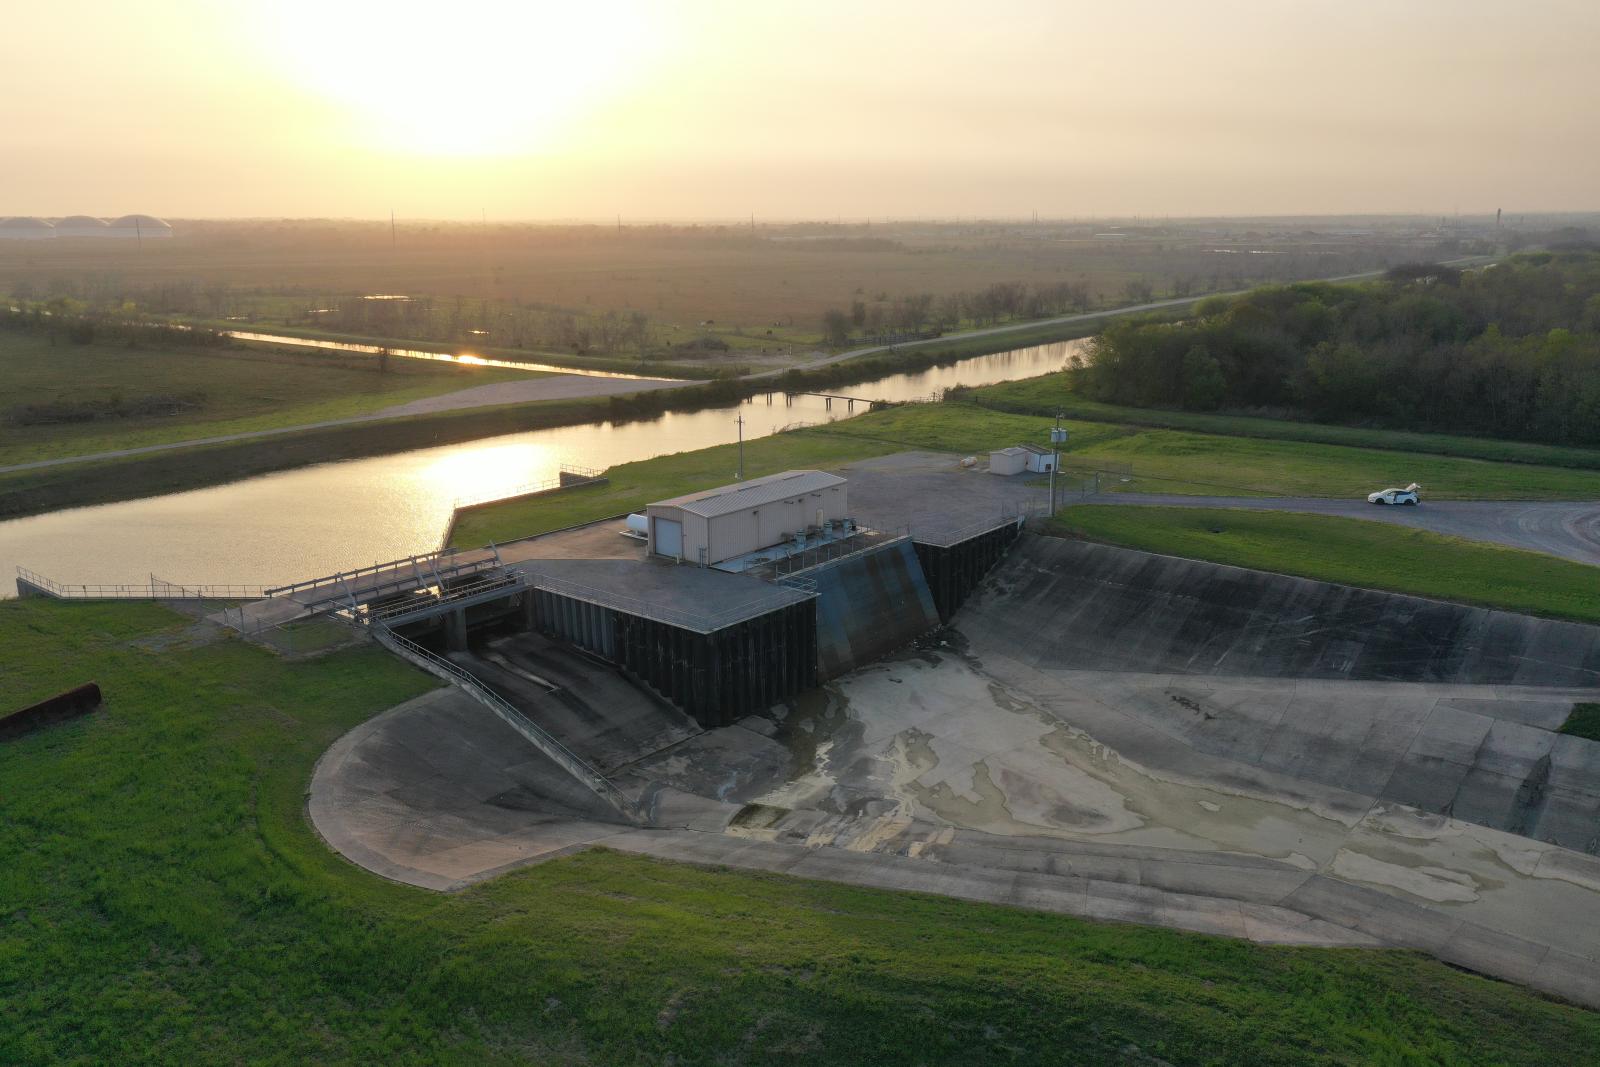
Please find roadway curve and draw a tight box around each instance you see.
[1092,493,1600,566]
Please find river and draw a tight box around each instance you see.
[1,339,1082,591]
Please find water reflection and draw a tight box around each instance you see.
[0,340,1083,590]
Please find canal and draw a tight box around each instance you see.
[1,339,1083,590]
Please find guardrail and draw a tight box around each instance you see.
[16,567,267,601]
[263,547,499,603]
[372,627,642,824]
[362,572,525,626]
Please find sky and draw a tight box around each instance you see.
[4,0,1597,220]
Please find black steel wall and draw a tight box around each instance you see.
[530,589,817,728]
[914,520,1023,622]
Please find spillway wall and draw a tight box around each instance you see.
[963,536,1600,687]
[812,538,942,679]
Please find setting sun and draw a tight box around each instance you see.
[258,0,664,156]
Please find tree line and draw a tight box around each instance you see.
[1074,252,1600,447]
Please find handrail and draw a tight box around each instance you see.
[16,567,267,600]
[372,627,642,823]
[263,549,495,600]
[363,572,524,624]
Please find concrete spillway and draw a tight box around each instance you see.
[972,536,1600,687]
[958,535,1600,854]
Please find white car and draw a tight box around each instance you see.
[1368,483,1421,505]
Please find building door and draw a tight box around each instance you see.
[653,517,683,558]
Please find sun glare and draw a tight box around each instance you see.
[260,0,661,156]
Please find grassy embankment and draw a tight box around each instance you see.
[454,401,1600,548]
[0,332,543,466]
[1043,506,1600,625]
[965,371,1600,472]
[4,597,1597,1065]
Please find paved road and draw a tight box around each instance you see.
[1093,493,1600,566]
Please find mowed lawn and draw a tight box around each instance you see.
[0,333,540,465]
[4,598,1599,1065]
[970,371,1600,471]
[1047,505,1600,624]
[453,400,1600,549]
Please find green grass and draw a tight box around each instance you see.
[4,598,1598,1065]
[452,401,1600,549]
[0,332,542,465]
[1044,506,1600,623]
[968,372,1600,471]
[1562,703,1600,742]
[818,405,1600,499]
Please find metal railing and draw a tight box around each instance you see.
[763,526,910,578]
[451,466,605,510]
[372,627,642,823]
[361,572,524,626]
[263,547,499,603]
[16,567,267,601]
[528,572,814,634]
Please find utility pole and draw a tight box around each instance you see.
[736,414,745,480]
[1048,411,1068,515]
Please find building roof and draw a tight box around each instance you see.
[990,446,1026,457]
[651,469,847,519]
[1020,443,1055,455]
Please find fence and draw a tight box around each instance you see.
[372,627,642,823]
[16,567,267,601]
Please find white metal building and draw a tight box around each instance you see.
[1020,443,1058,473]
[988,447,1026,476]
[646,470,849,564]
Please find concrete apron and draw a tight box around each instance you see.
[310,658,1600,1008]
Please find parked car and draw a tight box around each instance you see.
[1368,483,1421,505]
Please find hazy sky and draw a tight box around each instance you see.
[5,0,1596,219]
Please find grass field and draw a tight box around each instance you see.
[0,332,539,465]
[1044,506,1600,624]
[967,371,1600,471]
[452,402,1600,547]
[1563,704,1600,742]
[4,597,1597,1065]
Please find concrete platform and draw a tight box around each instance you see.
[510,556,814,633]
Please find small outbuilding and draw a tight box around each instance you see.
[1021,443,1057,473]
[988,447,1027,476]
[646,470,849,565]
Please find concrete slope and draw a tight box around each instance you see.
[1095,493,1600,566]
[974,536,1600,687]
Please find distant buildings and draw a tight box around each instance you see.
[0,215,173,240]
